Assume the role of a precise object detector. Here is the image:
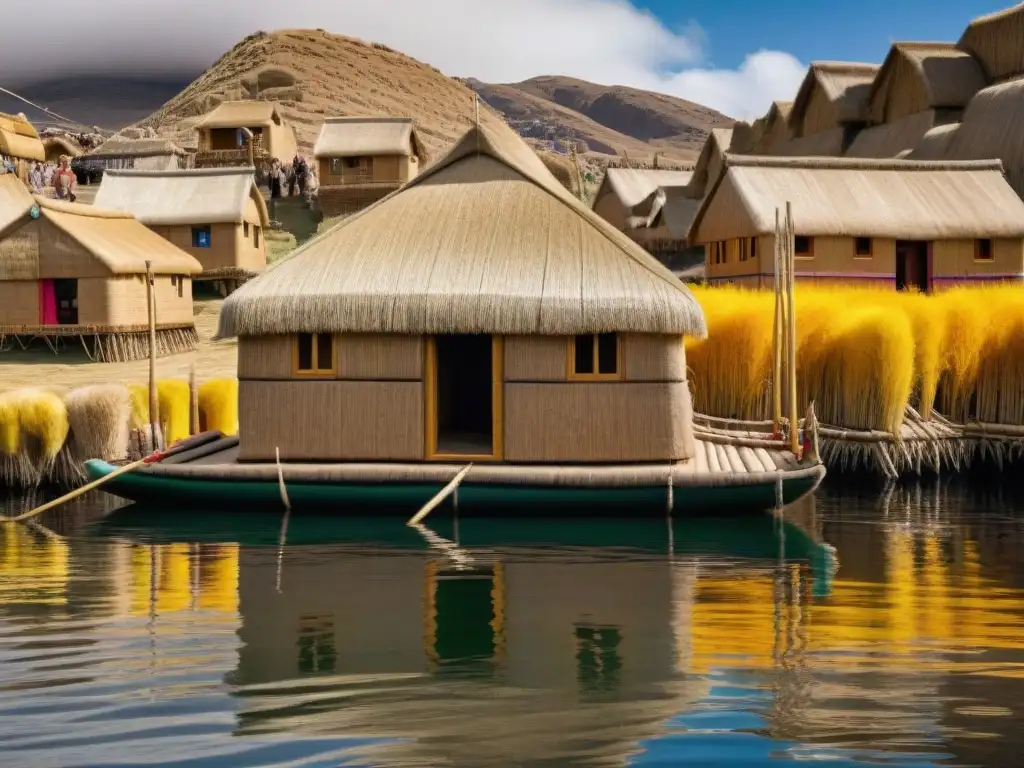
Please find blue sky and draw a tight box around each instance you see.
[638,0,1009,69]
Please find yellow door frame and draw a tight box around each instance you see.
[424,335,504,461]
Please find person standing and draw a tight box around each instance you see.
[268,158,284,223]
[53,155,77,201]
[296,155,308,197]
[29,162,44,193]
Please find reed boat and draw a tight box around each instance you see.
[84,431,824,516]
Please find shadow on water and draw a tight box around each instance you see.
[2,481,1024,765]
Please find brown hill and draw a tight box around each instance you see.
[469,75,735,161]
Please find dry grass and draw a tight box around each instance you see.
[688,284,1024,433]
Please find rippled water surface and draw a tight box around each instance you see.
[2,482,1024,767]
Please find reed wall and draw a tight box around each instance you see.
[932,238,1024,283]
[799,87,838,136]
[237,334,423,380]
[152,222,266,274]
[0,280,39,325]
[317,155,415,187]
[317,186,398,217]
[0,217,39,279]
[592,192,628,231]
[238,380,424,461]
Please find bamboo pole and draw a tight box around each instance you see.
[145,261,159,452]
[786,202,800,458]
[188,365,199,436]
[772,208,783,435]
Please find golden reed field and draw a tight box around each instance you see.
[686,284,1024,433]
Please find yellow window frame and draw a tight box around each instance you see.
[567,334,622,381]
[292,332,336,378]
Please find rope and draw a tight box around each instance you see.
[0,84,114,134]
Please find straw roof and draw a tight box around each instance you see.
[595,168,693,211]
[0,112,44,162]
[729,121,759,154]
[687,128,733,199]
[845,109,940,159]
[750,102,793,154]
[87,137,186,159]
[687,155,1024,244]
[94,167,269,227]
[790,62,880,135]
[645,187,703,240]
[0,177,201,276]
[196,101,285,129]
[42,135,83,158]
[867,43,987,124]
[774,127,846,157]
[942,77,1024,199]
[958,2,1024,82]
[313,116,425,160]
[218,117,706,339]
[908,123,960,160]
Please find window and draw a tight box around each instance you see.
[294,332,335,376]
[254,226,261,248]
[570,333,619,379]
[170,275,184,298]
[750,237,757,260]
[976,238,993,261]
[714,242,721,265]
[740,238,748,262]
[794,236,813,258]
[721,241,728,263]
[243,221,249,237]
[191,226,212,248]
[855,237,872,258]
[344,157,363,169]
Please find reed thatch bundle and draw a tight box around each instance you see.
[157,380,191,445]
[65,384,132,464]
[198,378,238,435]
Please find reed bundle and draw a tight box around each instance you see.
[198,378,239,436]
[688,284,1024,433]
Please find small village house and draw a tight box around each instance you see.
[688,155,1024,292]
[194,101,297,174]
[94,167,269,290]
[591,167,692,231]
[76,137,188,183]
[41,136,84,165]
[0,113,45,181]
[313,116,426,216]
[218,117,706,465]
[776,62,879,157]
[0,176,202,361]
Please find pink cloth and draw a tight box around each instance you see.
[40,280,57,324]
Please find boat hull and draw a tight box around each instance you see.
[84,459,824,516]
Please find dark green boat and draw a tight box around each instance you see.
[85,432,825,517]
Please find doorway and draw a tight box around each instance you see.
[428,335,500,458]
[896,241,930,293]
[53,279,78,324]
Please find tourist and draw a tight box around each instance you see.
[53,155,77,202]
[29,162,44,193]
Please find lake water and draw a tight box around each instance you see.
[1,481,1023,767]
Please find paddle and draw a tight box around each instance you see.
[5,431,223,524]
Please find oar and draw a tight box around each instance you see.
[6,430,223,524]
[407,464,473,526]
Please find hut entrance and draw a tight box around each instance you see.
[53,279,78,324]
[896,241,930,293]
[430,335,498,458]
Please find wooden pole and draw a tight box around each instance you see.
[786,201,800,457]
[145,261,159,452]
[188,365,199,436]
[408,464,473,526]
[772,208,783,436]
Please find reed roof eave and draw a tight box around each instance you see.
[313,116,427,162]
[217,116,707,340]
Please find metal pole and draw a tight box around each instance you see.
[145,261,158,451]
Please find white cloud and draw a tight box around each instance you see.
[1,0,805,119]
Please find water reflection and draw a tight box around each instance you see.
[0,485,1022,766]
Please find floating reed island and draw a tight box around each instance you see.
[687,283,1024,478]
[0,379,237,488]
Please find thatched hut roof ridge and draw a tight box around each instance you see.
[597,167,694,210]
[313,116,426,161]
[87,137,186,158]
[218,116,706,339]
[958,2,1024,81]
[94,167,269,228]
[790,61,880,134]
[687,154,1024,244]
[196,101,286,129]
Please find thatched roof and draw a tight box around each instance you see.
[943,77,1024,198]
[958,2,1024,82]
[218,117,706,339]
[867,43,987,124]
[750,102,793,154]
[595,168,693,211]
[313,117,425,161]
[0,112,44,162]
[94,167,269,228]
[908,122,960,160]
[729,121,759,154]
[845,109,940,158]
[196,101,285,130]
[87,137,186,158]
[0,177,201,275]
[645,187,703,240]
[790,62,880,135]
[687,128,732,199]
[42,135,83,158]
[688,155,1024,245]
[774,127,846,157]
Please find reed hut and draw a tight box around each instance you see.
[777,62,879,156]
[42,136,83,164]
[846,43,986,159]
[76,137,187,184]
[686,128,733,199]
[93,167,269,288]
[591,167,692,231]
[313,116,426,217]
[0,175,202,361]
[218,117,706,464]
[0,113,44,182]
[942,78,1024,200]
[194,101,297,174]
[628,187,705,280]
[688,155,1024,291]
[749,102,793,155]
[957,2,1024,82]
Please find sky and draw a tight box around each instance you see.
[0,0,1014,120]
